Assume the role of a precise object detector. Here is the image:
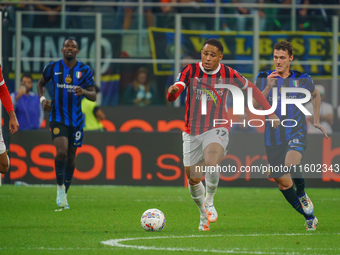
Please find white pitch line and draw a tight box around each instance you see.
[101,233,340,254]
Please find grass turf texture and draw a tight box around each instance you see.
[0,185,339,254]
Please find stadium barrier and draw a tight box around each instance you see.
[4,124,340,188]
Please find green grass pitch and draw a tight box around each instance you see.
[1,185,339,254]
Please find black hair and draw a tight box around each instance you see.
[203,38,223,53]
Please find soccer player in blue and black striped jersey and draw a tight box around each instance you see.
[254,41,328,230]
[37,38,96,210]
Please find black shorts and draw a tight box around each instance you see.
[265,136,307,178]
[50,122,84,148]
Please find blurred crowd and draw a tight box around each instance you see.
[2,0,340,133]
[1,0,339,31]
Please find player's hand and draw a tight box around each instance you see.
[42,100,52,112]
[73,86,84,96]
[268,114,280,129]
[314,123,329,139]
[168,85,179,94]
[267,71,279,89]
[8,112,19,134]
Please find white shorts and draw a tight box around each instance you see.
[182,128,229,167]
[0,129,6,154]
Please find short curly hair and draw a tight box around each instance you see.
[274,41,293,56]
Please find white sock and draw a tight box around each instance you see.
[189,181,207,217]
[205,170,219,205]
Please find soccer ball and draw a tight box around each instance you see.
[140,208,166,231]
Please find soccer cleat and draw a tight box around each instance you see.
[198,216,210,231]
[305,217,318,231]
[64,194,70,209]
[56,184,67,208]
[205,204,218,223]
[298,193,314,215]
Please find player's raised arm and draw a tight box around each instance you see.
[310,87,328,139]
[253,71,278,109]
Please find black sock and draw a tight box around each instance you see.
[291,166,305,197]
[280,186,312,219]
[55,159,66,186]
[64,164,75,193]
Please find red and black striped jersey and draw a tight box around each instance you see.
[0,65,15,113]
[169,62,271,135]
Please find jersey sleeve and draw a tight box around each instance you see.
[174,64,191,90]
[83,66,95,88]
[0,66,15,113]
[167,64,191,102]
[229,67,249,90]
[305,75,315,93]
[42,62,54,82]
[255,71,267,91]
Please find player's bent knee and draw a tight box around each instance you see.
[275,179,293,190]
[56,151,67,161]
[188,178,201,186]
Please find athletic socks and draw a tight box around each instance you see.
[205,170,219,205]
[64,164,75,193]
[189,181,207,217]
[291,166,305,197]
[280,186,312,219]
[55,159,66,186]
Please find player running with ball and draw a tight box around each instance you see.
[167,38,280,231]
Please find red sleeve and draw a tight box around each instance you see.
[166,84,184,102]
[0,67,15,113]
[247,82,274,115]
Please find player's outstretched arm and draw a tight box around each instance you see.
[167,84,184,102]
[310,87,328,139]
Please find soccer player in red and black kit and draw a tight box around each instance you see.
[0,66,19,174]
[167,38,280,231]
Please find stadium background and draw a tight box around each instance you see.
[1,0,340,187]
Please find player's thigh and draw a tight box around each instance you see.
[0,151,8,173]
[285,137,306,166]
[50,122,69,155]
[265,144,288,179]
[285,150,302,166]
[182,132,203,167]
[202,128,229,165]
